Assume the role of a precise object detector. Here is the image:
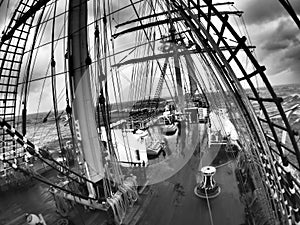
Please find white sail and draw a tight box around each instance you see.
[68,0,104,188]
[73,74,105,182]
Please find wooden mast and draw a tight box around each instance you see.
[68,0,104,198]
[170,25,184,110]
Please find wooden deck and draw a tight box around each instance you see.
[133,138,245,225]
[0,121,246,225]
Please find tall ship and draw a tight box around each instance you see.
[0,0,300,225]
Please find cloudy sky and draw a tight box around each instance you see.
[234,0,300,85]
[0,0,299,89]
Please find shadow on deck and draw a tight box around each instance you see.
[134,141,245,225]
[0,123,246,225]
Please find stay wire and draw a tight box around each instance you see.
[106,0,133,161]
[50,0,64,153]
[17,3,55,136]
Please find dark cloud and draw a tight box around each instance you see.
[262,40,289,52]
[276,19,300,42]
[236,0,300,25]
[234,0,300,84]
[263,39,300,76]
[245,15,300,80]
[283,44,300,74]
[261,18,300,52]
[285,44,300,60]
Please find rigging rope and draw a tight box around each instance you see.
[21,3,47,137]
[205,189,215,225]
[50,0,64,154]
[15,3,67,146]
[0,116,97,186]
[106,2,124,117]
[0,157,97,200]
[3,0,9,32]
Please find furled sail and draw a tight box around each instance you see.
[68,0,104,196]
